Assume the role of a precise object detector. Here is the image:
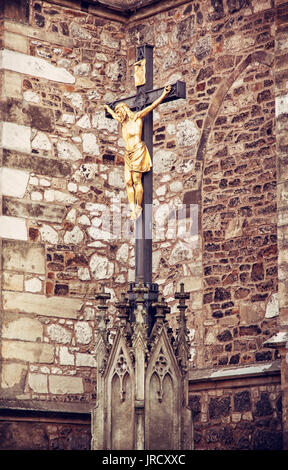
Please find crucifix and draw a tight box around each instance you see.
[105,45,186,291]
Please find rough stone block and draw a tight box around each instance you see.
[0,216,28,240]
[2,339,54,363]
[3,70,22,98]
[3,149,72,178]
[0,167,29,198]
[28,373,48,394]
[49,375,84,395]
[0,49,75,84]
[2,316,43,342]
[4,31,28,54]
[3,197,66,224]
[1,362,27,389]
[3,291,83,319]
[3,240,45,274]
[3,272,23,291]
[1,121,31,153]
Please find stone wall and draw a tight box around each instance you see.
[0,0,285,451]
[274,0,288,450]
[0,409,91,450]
[124,0,280,370]
[189,363,282,450]
[0,0,128,405]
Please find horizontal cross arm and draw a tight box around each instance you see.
[105,80,186,118]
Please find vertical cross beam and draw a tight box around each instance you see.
[135,45,153,285]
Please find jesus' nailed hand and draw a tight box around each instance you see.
[104,84,172,221]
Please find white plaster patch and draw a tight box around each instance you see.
[1,121,31,153]
[0,49,75,83]
[0,167,29,198]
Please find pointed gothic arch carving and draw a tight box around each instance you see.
[106,335,135,450]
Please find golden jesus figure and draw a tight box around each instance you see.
[104,84,171,220]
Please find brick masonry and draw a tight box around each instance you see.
[0,0,286,450]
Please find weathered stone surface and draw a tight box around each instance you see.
[49,375,83,395]
[3,240,45,273]
[169,241,193,265]
[3,198,66,224]
[32,132,52,151]
[82,133,100,156]
[89,253,114,279]
[3,291,82,318]
[3,272,23,291]
[28,373,48,394]
[1,362,27,389]
[46,324,72,344]
[0,216,28,240]
[57,140,82,161]
[0,167,29,198]
[2,316,43,342]
[3,150,72,177]
[0,49,75,83]
[64,226,84,245]
[234,390,252,412]
[116,243,129,263]
[59,346,74,366]
[177,120,200,147]
[153,149,176,174]
[76,352,97,367]
[2,339,54,363]
[1,122,31,153]
[39,225,59,244]
[75,322,92,344]
[209,396,231,419]
[265,293,279,318]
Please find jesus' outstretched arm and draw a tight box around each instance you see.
[137,85,171,120]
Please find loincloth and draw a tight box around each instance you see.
[124,142,152,173]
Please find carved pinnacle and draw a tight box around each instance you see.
[132,276,148,304]
[152,294,170,319]
[115,292,130,323]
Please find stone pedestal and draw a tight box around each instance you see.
[91,281,193,450]
[264,331,288,450]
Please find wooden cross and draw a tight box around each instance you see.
[106,45,186,286]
